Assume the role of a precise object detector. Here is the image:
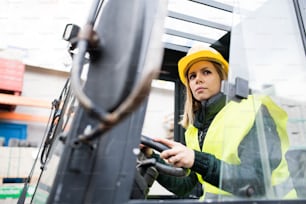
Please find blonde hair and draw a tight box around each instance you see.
[179,61,228,128]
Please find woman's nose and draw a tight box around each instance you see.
[195,75,203,84]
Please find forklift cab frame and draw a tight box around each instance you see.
[18,0,306,204]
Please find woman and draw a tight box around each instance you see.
[144,44,296,200]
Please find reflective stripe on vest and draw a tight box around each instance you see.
[185,95,296,199]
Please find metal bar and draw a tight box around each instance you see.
[293,0,306,55]
[190,0,233,12]
[168,11,231,31]
[164,43,189,53]
[0,93,51,108]
[165,28,222,45]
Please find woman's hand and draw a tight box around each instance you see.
[153,137,194,168]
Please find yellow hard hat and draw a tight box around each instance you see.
[178,44,229,86]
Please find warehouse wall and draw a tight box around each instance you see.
[0,65,69,146]
[0,64,174,163]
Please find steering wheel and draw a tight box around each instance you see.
[140,135,188,177]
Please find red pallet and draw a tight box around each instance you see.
[0,58,25,92]
[0,58,25,111]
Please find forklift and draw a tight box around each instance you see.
[18,0,306,203]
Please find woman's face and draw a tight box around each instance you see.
[187,60,221,101]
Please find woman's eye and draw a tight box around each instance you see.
[202,70,211,75]
[189,74,195,80]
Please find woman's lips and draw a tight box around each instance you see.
[195,87,206,92]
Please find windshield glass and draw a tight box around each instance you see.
[219,0,306,201]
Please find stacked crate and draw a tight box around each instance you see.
[0,58,25,111]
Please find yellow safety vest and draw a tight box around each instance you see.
[185,95,296,200]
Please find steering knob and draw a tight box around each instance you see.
[141,135,169,152]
